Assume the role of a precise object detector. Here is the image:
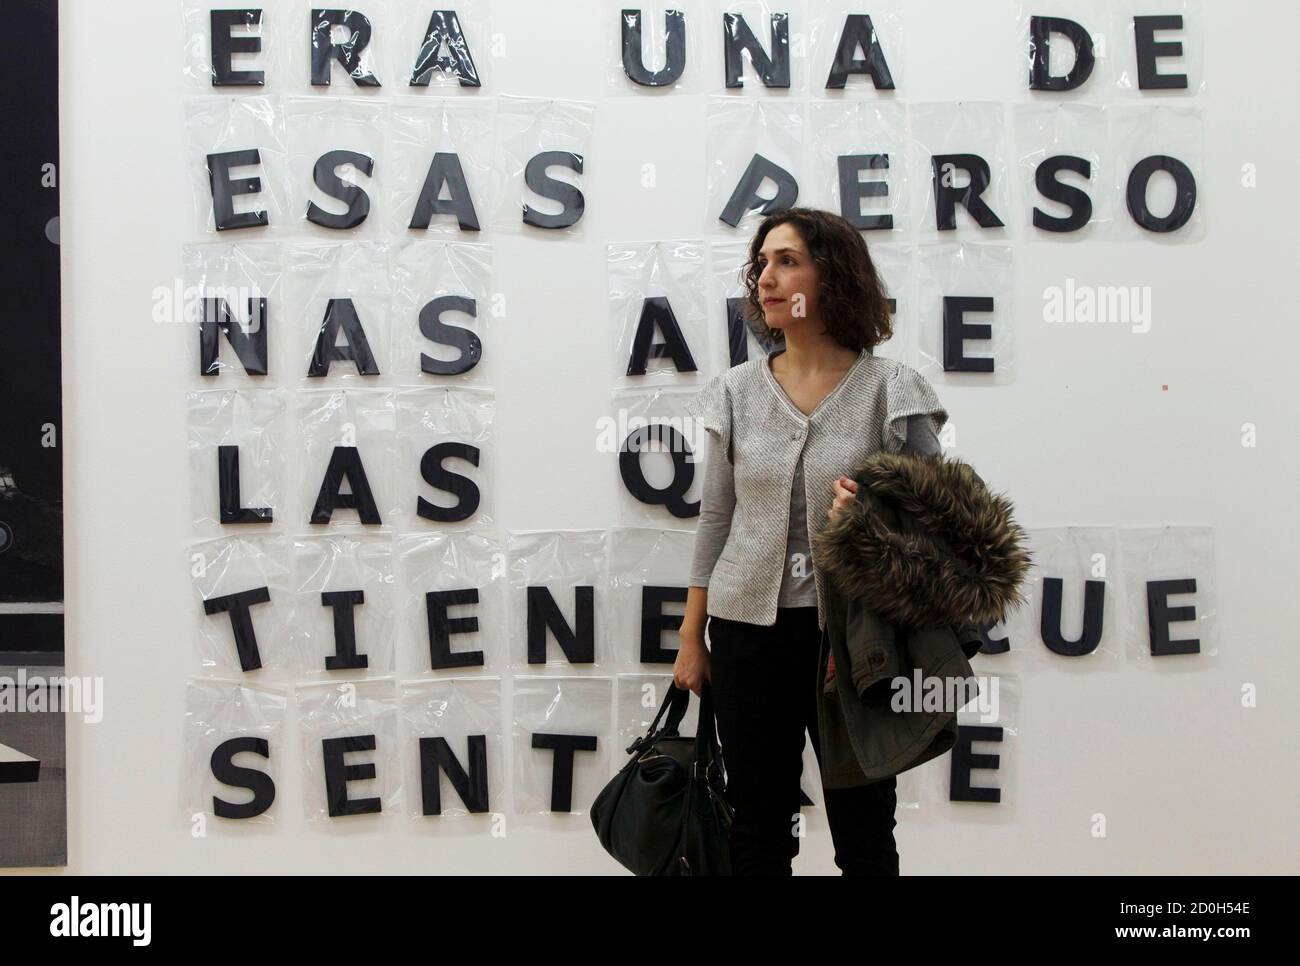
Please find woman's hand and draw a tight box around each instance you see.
[673,625,711,696]
[828,475,859,521]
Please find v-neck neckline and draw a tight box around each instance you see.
[762,346,869,421]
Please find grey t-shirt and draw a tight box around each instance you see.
[689,413,944,600]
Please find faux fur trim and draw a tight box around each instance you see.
[811,452,1033,628]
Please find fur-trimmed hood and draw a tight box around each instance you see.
[811,451,1032,630]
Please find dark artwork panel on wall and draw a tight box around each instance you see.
[0,0,67,867]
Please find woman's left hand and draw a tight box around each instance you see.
[828,476,859,521]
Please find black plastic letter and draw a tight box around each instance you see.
[626,297,699,375]
[522,151,585,229]
[419,735,489,814]
[424,588,485,670]
[1133,15,1188,90]
[311,446,383,524]
[200,296,269,376]
[310,9,381,87]
[1033,155,1093,232]
[526,586,595,664]
[409,153,481,231]
[210,736,275,818]
[410,10,482,87]
[417,295,483,374]
[308,298,380,376]
[620,423,699,518]
[949,725,1001,803]
[1040,577,1105,656]
[206,150,269,231]
[942,296,994,373]
[417,442,481,522]
[1146,578,1200,656]
[218,445,273,524]
[640,585,685,664]
[837,154,892,230]
[307,150,374,230]
[202,587,271,671]
[1126,155,1196,233]
[1028,16,1095,91]
[719,153,798,227]
[723,12,789,88]
[622,8,686,86]
[322,734,381,816]
[210,9,265,86]
[322,589,368,670]
[621,8,691,85]
[825,15,895,90]
[531,732,598,812]
[931,154,1005,230]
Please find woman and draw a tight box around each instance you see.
[673,207,948,876]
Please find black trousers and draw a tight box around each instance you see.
[706,606,900,876]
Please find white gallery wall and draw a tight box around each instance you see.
[33,0,1300,873]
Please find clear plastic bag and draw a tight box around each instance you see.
[510,676,612,816]
[708,239,781,363]
[189,533,295,677]
[505,530,609,669]
[608,386,707,526]
[1118,525,1218,662]
[287,2,393,94]
[806,1,904,96]
[284,97,390,239]
[608,240,709,385]
[388,0,494,94]
[394,387,497,534]
[181,0,293,93]
[181,241,285,385]
[390,240,496,384]
[1013,103,1113,239]
[705,96,803,235]
[486,95,595,236]
[296,678,401,823]
[605,3,703,96]
[702,0,808,94]
[185,95,290,237]
[395,531,508,675]
[1014,0,1113,102]
[283,241,393,383]
[807,100,911,237]
[294,388,399,528]
[1107,105,1204,243]
[1020,526,1126,667]
[914,242,1016,384]
[399,677,503,820]
[606,528,698,665]
[1113,0,1205,99]
[288,534,396,677]
[615,673,699,751]
[905,673,1022,816]
[909,101,1017,244]
[859,240,916,365]
[187,388,286,534]
[387,101,497,238]
[181,679,287,828]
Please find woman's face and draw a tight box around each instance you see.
[755,223,820,332]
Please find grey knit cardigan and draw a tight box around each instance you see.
[684,348,949,631]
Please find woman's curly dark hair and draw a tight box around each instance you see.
[739,207,894,353]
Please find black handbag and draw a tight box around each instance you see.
[590,681,734,876]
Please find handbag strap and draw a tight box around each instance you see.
[693,681,725,782]
[625,682,690,754]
